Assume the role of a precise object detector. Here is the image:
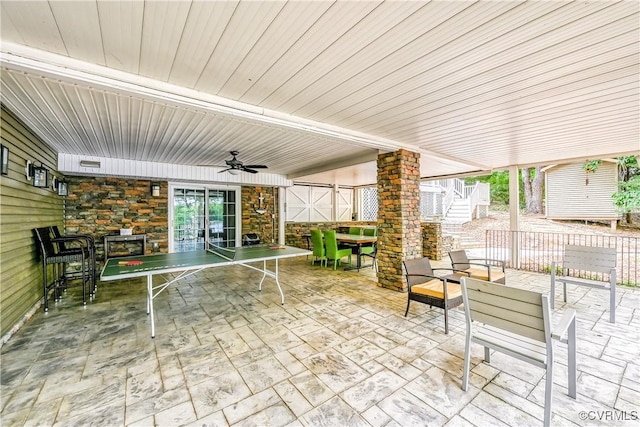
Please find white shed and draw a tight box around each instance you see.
[543,160,620,229]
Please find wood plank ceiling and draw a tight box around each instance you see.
[1,0,638,186]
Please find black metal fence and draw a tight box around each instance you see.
[485,230,639,286]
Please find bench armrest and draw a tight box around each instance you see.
[551,308,576,344]
[464,261,505,273]
[52,236,89,247]
[432,268,470,276]
[64,233,95,244]
[405,273,442,283]
[468,258,505,268]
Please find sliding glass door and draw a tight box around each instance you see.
[171,185,240,252]
[207,189,237,248]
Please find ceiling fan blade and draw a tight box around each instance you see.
[243,164,267,169]
[218,168,232,173]
[243,168,259,174]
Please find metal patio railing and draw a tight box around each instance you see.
[485,230,639,286]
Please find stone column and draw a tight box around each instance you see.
[377,149,421,291]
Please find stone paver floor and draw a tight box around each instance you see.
[1,257,638,426]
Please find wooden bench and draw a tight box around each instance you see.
[551,245,617,323]
[460,277,576,427]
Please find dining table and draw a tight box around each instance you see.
[335,233,377,271]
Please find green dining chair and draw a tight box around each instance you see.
[358,228,377,270]
[363,227,377,237]
[310,229,326,266]
[348,226,362,235]
[323,230,352,270]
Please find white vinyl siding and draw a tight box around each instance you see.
[545,162,619,220]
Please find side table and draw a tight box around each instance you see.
[104,234,146,260]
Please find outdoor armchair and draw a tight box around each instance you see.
[449,249,506,284]
[402,257,465,334]
[460,277,576,427]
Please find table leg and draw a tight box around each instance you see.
[147,274,155,338]
[258,260,267,290]
[344,244,363,271]
[245,260,285,304]
[274,259,284,305]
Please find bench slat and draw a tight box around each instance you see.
[472,311,546,342]
[467,288,545,318]
[474,326,547,365]
[563,245,616,273]
[555,276,611,290]
[463,277,540,304]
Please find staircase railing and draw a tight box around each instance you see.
[442,181,455,217]
[420,179,490,220]
[467,182,490,219]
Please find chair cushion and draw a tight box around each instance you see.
[466,268,505,283]
[411,279,462,299]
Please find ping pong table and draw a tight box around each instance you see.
[100,243,311,337]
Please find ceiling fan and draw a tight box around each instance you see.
[217,151,268,174]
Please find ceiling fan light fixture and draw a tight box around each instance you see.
[228,169,241,175]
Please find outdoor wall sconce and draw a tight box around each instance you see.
[25,160,49,188]
[151,183,161,197]
[1,144,9,175]
[255,192,267,214]
[52,176,69,196]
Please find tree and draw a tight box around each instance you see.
[617,155,639,181]
[465,171,509,208]
[521,167,544,214]
[582,156,639,224]
[466,168,545,212]
[612,156,640,224]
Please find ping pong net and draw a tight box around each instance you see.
[206,241,237,261]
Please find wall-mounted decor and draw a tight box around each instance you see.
[255,192,266,214]
[1,145,8,175]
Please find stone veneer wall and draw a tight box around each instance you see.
[64,177,168,267]
[241,186,278,244]
[377,150,421,292]
[422,222,443,260]
[421,222,458,260]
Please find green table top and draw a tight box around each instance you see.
[100,245,311,281]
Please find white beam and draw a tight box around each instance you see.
[509,165,521,269]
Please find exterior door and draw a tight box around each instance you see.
[170,185,240,252]
[207,189,237,248]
